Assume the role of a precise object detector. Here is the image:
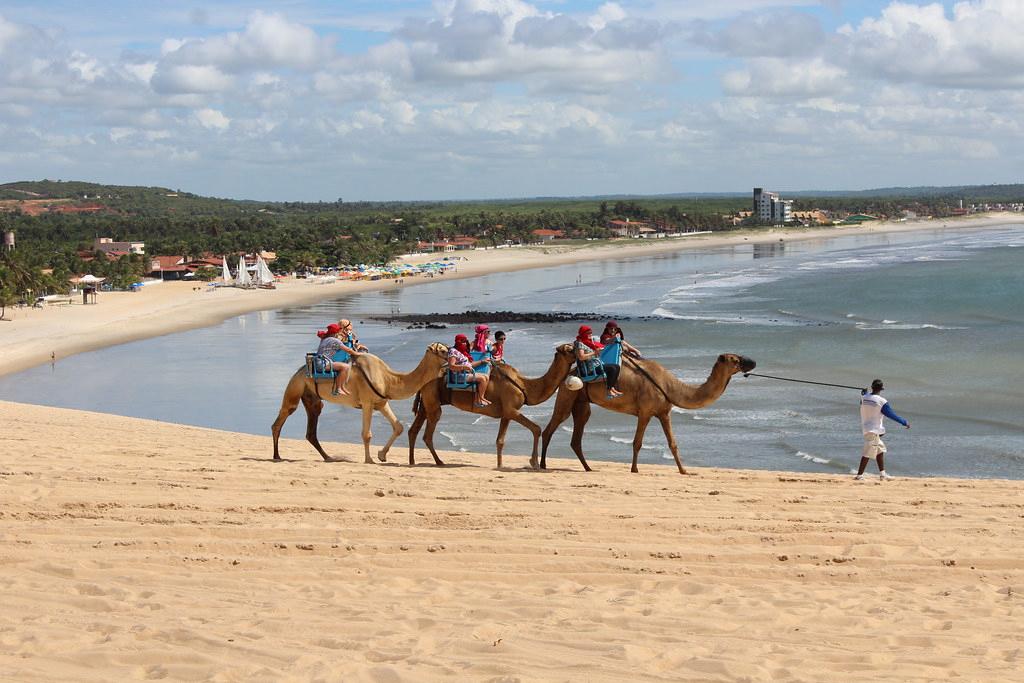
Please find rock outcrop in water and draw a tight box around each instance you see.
[369,310,635,330]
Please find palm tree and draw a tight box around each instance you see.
[0,249,43,320]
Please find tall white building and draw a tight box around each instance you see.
[753,188,792,224]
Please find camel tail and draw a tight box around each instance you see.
[412,391,421,415]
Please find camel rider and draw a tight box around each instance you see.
[472,324,493,371]
[600,321,641,358]
[599,320,639,396]
[337,318,369,354]
[575,325,623,399]
[315,323,359,396]
[856,379,910,481]
[491,331,506,364]
[449,333,492,407]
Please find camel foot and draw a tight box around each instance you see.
[364,457,375,464]
[529,456,539,470]
[377,449,388,463]
[630,466,639,473]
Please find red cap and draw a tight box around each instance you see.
[455,334,469,343]
[317,322,341,339]
[578,325,592,336]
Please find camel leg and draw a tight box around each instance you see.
[421,407,446,466]
[495,417,510,469]
[302,392,334,462]
[540,388,578,470]
[270,386,302,461]
[630,414,653,473]
[568,397,593,472]
[360,404,375,464]
[657,412,689,475]
[509,412,541,470]
[408,408,427,466]
[374,402,402,463]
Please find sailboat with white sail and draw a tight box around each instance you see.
[254,255,276,289]
[235,255,252,288]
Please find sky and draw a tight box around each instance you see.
[0,0,1022,201]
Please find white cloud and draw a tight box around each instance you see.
[723,57,846,97]
[151,64,232,94]
[160,11,334,72]
[840,0,1024,89]
[195,107,230,130]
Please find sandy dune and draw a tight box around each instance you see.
[1,400,1020,681]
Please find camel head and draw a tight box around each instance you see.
[717,353,756,375]
[426,342,450,368]
[554,343,575,360]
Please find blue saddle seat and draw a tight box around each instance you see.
[576,358,606,383]
[305,350,351,379]
[576,342,621,383]
[446,369,477,391]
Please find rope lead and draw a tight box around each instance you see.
[743,372,863,391]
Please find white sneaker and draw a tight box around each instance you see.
[853,474,864,481]
[879,471,894,480]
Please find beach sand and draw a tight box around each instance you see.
[1,399,1021,681]
[2,213,1019,378]
[3,214,1022,680]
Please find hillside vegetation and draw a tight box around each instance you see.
[1,179,1021,309]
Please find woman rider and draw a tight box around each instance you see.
[600,320,641,358]
[449,333,492,407]
[315,323,359,396]
[574,325,623,398]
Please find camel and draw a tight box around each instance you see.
[540,353,756,474]
[271,343,448,463]
[407,343,576,468]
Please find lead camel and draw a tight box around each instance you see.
[540,353,756,474]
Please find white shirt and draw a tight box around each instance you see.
[860,393,889,435]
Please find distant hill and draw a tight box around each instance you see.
[0,179,269,216]
[2,179,1022,215]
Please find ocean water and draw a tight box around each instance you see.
[2,225,1022,478]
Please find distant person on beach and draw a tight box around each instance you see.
[575,325,622,398]
[856,379,910,480]
[336,319,369,354]
[315,323,359,396]
[449,333,491,407]
[491,331,506,364]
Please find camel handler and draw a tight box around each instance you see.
[856,379,910,480]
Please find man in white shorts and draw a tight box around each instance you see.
[856,379,910,480]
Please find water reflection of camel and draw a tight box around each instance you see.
[540,353,756,474]
[408,344,577,468]
[271,344,448,463]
